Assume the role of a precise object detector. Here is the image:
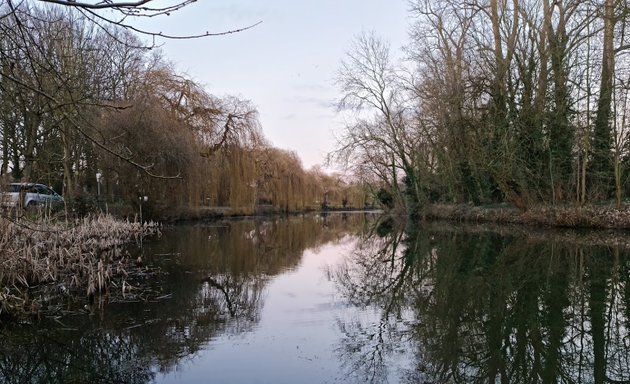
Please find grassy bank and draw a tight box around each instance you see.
[0,214,159,318]
[422,203,630,229]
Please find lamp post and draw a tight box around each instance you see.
[95,172,102,200]
[138,195,148,249]
[139,195,148,223]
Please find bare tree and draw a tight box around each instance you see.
[403,0,630,210]
[332,32,428,210]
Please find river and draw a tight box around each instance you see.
[1,213,630,383]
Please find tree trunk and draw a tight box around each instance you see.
[22,110,41,182]
[591,0,615,198]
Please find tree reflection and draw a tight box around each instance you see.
[0,213,372,383]
[332,222,630,383]
[332,218,426,383]
[336,313,411,384]
[201,274,265,322]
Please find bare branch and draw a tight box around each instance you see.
[35,0,263,40]
[36,0,200,17]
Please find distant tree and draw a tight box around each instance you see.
[331,32,428,211]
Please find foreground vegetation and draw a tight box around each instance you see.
[0,214,159,318]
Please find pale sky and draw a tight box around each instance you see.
[141,1,410,169]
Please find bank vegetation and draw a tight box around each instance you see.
[330,0,630,223]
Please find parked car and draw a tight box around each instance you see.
[1,183,64,211]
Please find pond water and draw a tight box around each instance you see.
[1,213,630,383]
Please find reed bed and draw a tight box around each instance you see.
[0,214,160,318]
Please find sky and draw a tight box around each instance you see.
[139,0,410,169]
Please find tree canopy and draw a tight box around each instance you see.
[331,0,630,211]
[0,2,365,218]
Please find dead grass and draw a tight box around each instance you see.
[423,203,630,229]
[0,214,160,318]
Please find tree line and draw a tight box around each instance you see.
[332,0,630,212]
[0,3,366,218]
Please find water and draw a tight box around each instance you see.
[2,214,630,383]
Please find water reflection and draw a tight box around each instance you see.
[332,222,630,383]
[0,213,370,384]
[4,214,630,383]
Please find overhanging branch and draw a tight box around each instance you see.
[35,0,263,40]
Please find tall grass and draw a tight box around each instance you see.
[0,214,159,318]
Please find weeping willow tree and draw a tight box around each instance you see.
[225,145,258,215]
[97,83,367,219]
[0,6,368,219]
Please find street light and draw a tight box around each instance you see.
[139,195,148,223]
[95,172,102,199]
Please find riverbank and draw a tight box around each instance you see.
[0,214,159,319]
[115,203,376,223]
[422,203,630,229]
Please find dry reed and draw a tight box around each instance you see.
[0,214,160,318]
